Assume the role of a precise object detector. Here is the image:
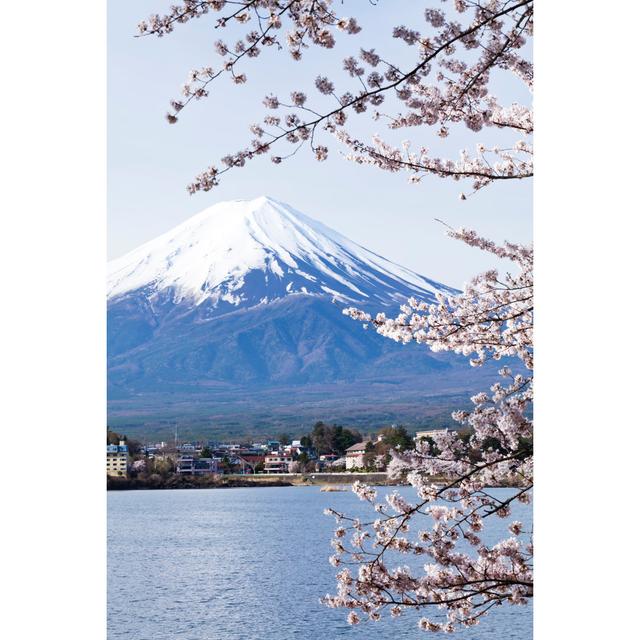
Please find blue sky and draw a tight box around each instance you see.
[108,0,532,287]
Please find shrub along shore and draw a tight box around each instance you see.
[107,474,292,491]
[107,472,395,491]
[107,472,522,491]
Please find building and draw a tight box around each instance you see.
[415,428,449,442]
[264,453,293,473]
[107,440,129,478]
[175,456,220,475]
[177,443,198,454]
[237,455,266,474]
[345,441,372,470]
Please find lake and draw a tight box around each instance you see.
[108,485,532,639]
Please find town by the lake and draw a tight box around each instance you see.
[107,423,451,488]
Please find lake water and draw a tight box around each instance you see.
[108,486,532,639]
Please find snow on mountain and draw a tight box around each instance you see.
[107,197,502,433]
[107,196,455,309]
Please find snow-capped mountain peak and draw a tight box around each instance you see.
[107,196,454,309]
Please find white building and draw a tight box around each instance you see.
[264,453,293,473]
[345,441,372,470]
[107,440,128,478]
[415,428,449,442]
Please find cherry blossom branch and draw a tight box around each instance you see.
[324,229,532,631]
[138,0,533,195]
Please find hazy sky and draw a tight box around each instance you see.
[108,1,532,287]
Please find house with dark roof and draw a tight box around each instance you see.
[345,441,371,470]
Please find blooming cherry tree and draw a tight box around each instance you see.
[138,0,533,632]
[326,230,533,631]
[138,0,533,197]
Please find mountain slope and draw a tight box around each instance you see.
[108,196,455,311]
[107,196,486,434]
[109,295,459,387]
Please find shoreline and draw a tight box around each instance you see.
[107,472,396,491]
[107,472,522,492]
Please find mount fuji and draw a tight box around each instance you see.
[108,196,456,310]
[107,197,489,437]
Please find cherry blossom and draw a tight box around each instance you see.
[327,229,533,631]
[138,0,533,197]
[137,1,535,632]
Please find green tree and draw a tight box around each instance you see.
[221,456,232,473]
[333,426,362,455]
[126,438,143,456]
[309,422,362,455]
[361,441,377,471]
[310,422,333,454]
[151,456,175,479]
[379,425,414,451]
[107,428,122,445]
